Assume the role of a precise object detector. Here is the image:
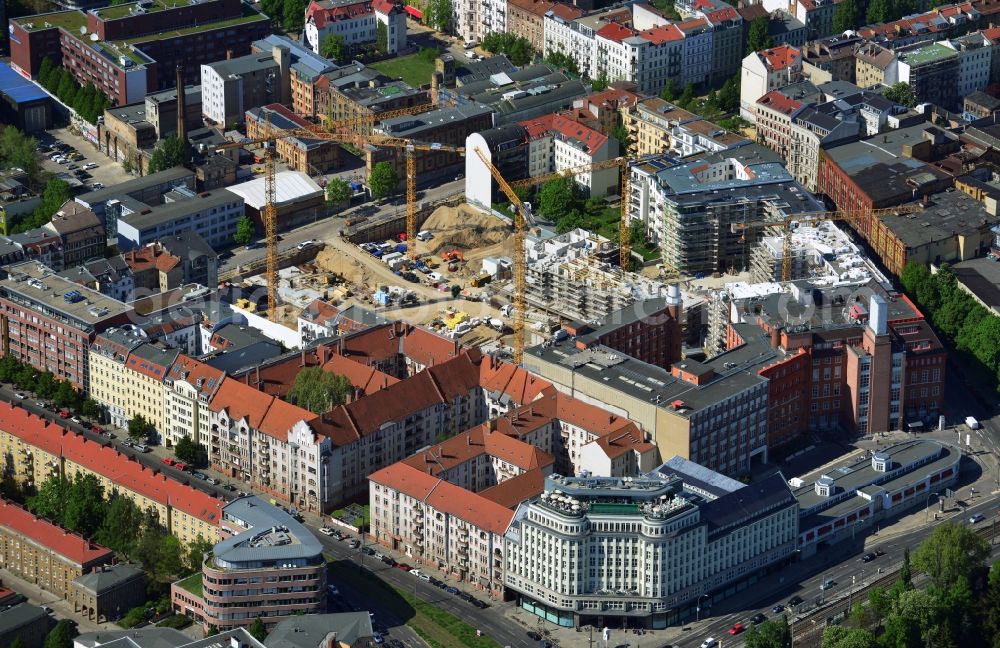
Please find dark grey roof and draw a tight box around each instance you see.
[965,90,1000,112]
[215,496,323,565]
[455,54,518,84]
[119,190,242,232]
[700,472,796,537]
[882,187,994,248]
[145,85,202,108]
[75,167,196,208]
[205,53,277,78]
[57,256,132,285]
[954,256,1000,314]
[157,230,218,263]
[377,103,493,137]
[265,612,374,648]
[652,456,745,498]
[0,603,48,636]
[339,304,388,327]
[72,564,144,594]
[202,341,283,373]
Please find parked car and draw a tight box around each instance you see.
[59,409,69,419]
[348,539,360,549]
[134,444,150,452]
[14,393,25,399]
[327,584,340,596]
[192,472,208,480]
[83,163,98,170]
[163,457,176,467]
[381,556,396,567]
[395,563,411,571]
[222,484,236,491]
[862,552,877,563]
[70,416,81,424]
[319,527,335,536]
[297,239,315,250]
[772,604,785,614]
[206,477,218,485]
[444,586,459,594]
[471,599,488,609]
[174,462,187,471]
[92,182,104,189]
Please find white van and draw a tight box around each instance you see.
[417,230,433,241]
[966,416,981,430]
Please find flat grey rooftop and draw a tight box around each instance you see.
[215,496,322,565]
[954,255,1000,314]
[1,261,132,328]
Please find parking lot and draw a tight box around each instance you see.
[37,126,133,193]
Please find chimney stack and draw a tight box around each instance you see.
[175,65,187,144]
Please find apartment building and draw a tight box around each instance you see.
[941,32,994,99]
[754,91,803,157]
[90,328,178,432]
[162,354,225,448]
[248,35,337,120]
[304,0,407,57]
[0,261,134,391]
[570,84,642,137]
[246,104,341,174]
[507,0,555,52]
[370,423,555,596]
[69,564,146,624]
[627,98,745,158]
[801,35,862,84]
[451,0,506,44]
[543,5,625,80]
[519,113,618,196]
[857,2,982,50]
[453,62,588,126]
[755,0,837,40]
[200,46,290,127]
[595,22,683,96]
[44,202,106,271]
[57,257,134,304]
[0,499,115,600]
[628,146,824,276]
[855,43,898,89]
[0,402,222,543]
[171,497,326,633]
[297,300,386,345]
[740,44,803,121]
[8,0,270,106]
[504,469,798,628]
[896,43,960,111]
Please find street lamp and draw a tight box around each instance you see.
[696,594,710,622]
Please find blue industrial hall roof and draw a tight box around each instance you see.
[0,63,50,104]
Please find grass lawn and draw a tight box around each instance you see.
[371,54,436,88]
[176,573,203,598]
[329,558,498,648]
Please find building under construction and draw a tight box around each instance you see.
[523,227,666,323]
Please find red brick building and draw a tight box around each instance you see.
[8,0,269,106]
[0,261,134,391]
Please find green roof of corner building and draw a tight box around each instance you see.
[899,42,958,66]
[14,11,86,32]
[92,0,196,21]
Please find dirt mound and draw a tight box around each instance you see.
[422,204,510,253]
[314,246,370,286]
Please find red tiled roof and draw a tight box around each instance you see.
[369,463,517,534]
[756,90,804,115]
[0,403,222,525]
[301,299,340,327]
[335,322,460,368]
[321,353,399,395]
[210,378,275,430]
[578,85,641,111]
[519,113,555,140]
[477,470,545,508]
[519,113,609,154]
[592,427,655,459]
[596,22,637,42]
[306,0,374,28]
[166,355,225,401]
[401,423,554,476]
[123,244,180,274]
[0,498,114,566]
[548,2,584,21]
[706,6,739,22]
[640,24,684,44]
[759,44,801,71]
[371,0,397,14]
[508,0,555,18]
[983,26,1000,42]
[478,355,554,405]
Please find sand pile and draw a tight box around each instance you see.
[315,246,370,286]
[422,204,510,253]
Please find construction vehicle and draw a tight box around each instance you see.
[440,249,465,262]
[731,204,922,281]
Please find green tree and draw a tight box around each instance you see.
[156,534,185,581]
[369,161,399,199]
[376,21,388,54]
[719,76,740,113]
[148,136,191,174]
[833,0,860,33]
[0,125,41,188]
[744,617,792,648]
[81,398,102,420]
[14,177,72,233]
[1,464,24,503]
[912,522,990,590]
[611,122,632,156]
[867,0,891,24]
[321,33,348,62]
[248,617,268,642]
[27,475,70,524]
[677,83,696,110]
[425,0,453,33]
[54,379,79,410]
[544,51,579,76]
[884,81,917,108]
[660,78,678,102]
[127,414,152,442]
[63,472,106,537]
[287,366,353,413]
[233,215,256,246]
[95,495,143,556]
[325,177,352,206]
[282,0,307,31]
[260,0,282,21]
[746,16,774,55]
[900,546,912,588]
[650,0,681,19]
[591,71,610,92]
[481,33,534,66]
[45,620,79,648]
[820,625,876,648]
[38,58,54,89]
[10,637,26,648]
[174,436,207,467]
[537,176,580,220]
[186,536,213,574]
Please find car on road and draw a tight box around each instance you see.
[192,472,208,480]
[444,586,459,594]
[319,527,335,536]
[348,539,360,549]
[59,409,69,419]
[772,604,785,614]
[471,599,488,609]
[751,613,766,625]
[174,462,187,471]
[361,546,375,556]
[788,595,804,606]
[820,578,835,590]
[102,430,115,439]
[970,513,985,524]
[297,240,315,250]
[14,393,25,399]
[134,443,150,452]
[83,163,98,170]
[92,182,104,189]
[206,477,218,485]
[729,623,745,635]
[381,556,397,567]
[862,552,877,562]
[35,401,46,408]
[163,458,176,466]
[71,416,81,424]
[411,570,431,581]
[372,632,384,644]
[222,484,236,491]
[699,638,718,648]
[395,563,411,571]
[121,439,133,448]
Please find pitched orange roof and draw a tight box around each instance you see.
[759,44,801,71]
[209,378,275,430]
[0,403,222,525]
[0,498,115,566]
[596,22,637,43]
[401,423,554,476]
[369,463,517,534]
[641,24,684,44]
[548,2,584,21]
[756,90,804,116]
[592,427,655,459]
[478,354,554,405]
[166,355,225,401]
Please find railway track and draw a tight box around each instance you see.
[789,523,997,647]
